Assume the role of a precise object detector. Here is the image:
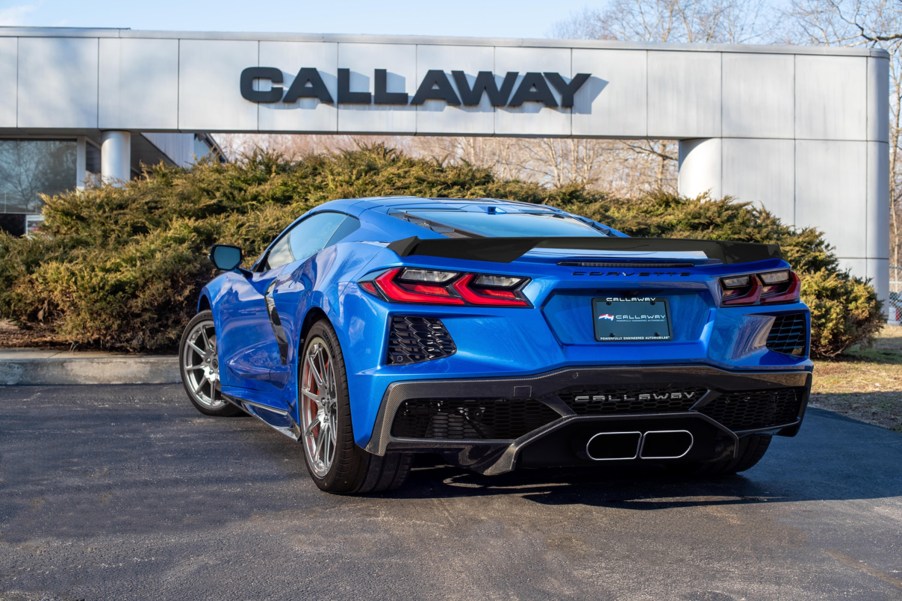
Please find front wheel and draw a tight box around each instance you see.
[299,320,410,494]
[179,310,241,417]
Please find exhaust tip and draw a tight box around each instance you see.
[586,431,642,461]
[639,430,694,460]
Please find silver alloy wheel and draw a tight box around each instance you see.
[181,319,225,409]
[300,337,339,478]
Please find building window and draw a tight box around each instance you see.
[86,139,101,182]
[0,139,76,235]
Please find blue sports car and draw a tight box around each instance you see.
[179,196,812,494]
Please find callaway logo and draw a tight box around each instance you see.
[606,296,658,302]
[241,67,590,109]
[573,391,699,403]
[597,313,615,321]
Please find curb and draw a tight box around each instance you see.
[0,352,179,386]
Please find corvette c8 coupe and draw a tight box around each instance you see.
[179,196,812,494]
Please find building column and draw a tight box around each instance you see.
[677,138,721,200]
[100,131,131,185]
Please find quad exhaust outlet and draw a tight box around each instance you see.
[586,430,694,461]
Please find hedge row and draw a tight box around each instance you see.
[0,145,883,356]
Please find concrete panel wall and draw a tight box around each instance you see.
[648,52,721,138]
[795,140,868,259]
[722,53,794,139]
[867,141,890,303]
[571,49,646,137]
[99,38,180,130]
[0,38,16,127]
[721,138,795,224]
[179,40,259,131]
[17,37,98,128]
[868,57,889,143]
[868,259,889,302]
[795,55,867,141]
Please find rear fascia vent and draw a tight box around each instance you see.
[387,316,456,365]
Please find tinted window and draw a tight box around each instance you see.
[265,212,351,270]
[399,209,606,238]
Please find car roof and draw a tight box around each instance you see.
[306,196,622,240]
[252,195,623,270]
[327,196,546,216]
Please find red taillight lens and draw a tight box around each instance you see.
[451,274,529,307]
[760,270,801,303]
[363,268,530,307]
[373,268,465,305]
[720,270,800,306]
[721,275,762,306]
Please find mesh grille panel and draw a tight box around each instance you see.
[391,398,560,440]
[766,313,808,356]
[699,388,804,431]
[558,386,707,415]
[387,316,456,365]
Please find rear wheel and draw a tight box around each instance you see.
[300,320,411,494]
[179,310,241,417]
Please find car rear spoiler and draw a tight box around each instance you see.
[387,236,783,264]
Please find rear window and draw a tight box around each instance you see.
[396,209,607,238]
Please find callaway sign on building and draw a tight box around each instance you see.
[0,28,891,306]
[240,66,590,108]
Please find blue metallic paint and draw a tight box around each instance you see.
[198,197,813,448]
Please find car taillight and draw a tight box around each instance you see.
[362,268,530,307]
[720,270,800,306]
[720,274,761,305]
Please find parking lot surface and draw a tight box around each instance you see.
[1,385,901,600]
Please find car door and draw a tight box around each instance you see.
[216,212,351,409]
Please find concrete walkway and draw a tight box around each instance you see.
[0,348,179,386]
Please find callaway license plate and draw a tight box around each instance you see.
[592,297,672,341]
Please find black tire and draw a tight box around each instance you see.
[178,310,241,417]
[299,319,411,494]
[688,434,772,477]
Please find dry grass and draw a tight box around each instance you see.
[811,325,902,431]
[0,319,70,349]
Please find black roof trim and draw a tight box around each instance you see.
[387,236,783,264]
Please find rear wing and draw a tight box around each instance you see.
[387,236,782,264]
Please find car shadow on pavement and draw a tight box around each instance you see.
[388,409,902,508]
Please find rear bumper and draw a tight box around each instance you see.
[364,365,812,475]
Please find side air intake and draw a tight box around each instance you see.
[766,313,808,356]
[387,316,456,365]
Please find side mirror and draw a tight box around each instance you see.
[210,244,243,271]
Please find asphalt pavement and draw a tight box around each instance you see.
[1,384,900,600]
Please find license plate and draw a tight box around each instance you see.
[592,297,671,341]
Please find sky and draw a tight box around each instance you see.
[0,0,598,39]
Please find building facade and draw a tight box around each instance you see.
[0,27,890,306]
